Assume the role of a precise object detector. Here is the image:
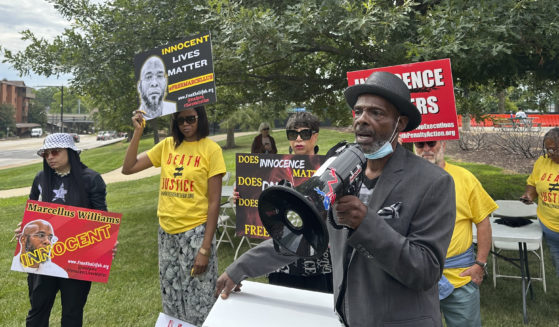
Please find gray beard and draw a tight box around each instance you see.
[24,237,51,264]
[361,139,385,154]
[142,93,163,115]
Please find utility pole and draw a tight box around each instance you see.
[60,86,64,133]
[33,84,65,133]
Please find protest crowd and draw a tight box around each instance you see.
[4,25,558,327]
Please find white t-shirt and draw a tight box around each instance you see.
[11,254,69,278]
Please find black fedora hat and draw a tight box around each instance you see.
[344,71,421,132]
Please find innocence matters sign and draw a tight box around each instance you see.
[347,59,459,142]
[11,200,122,283]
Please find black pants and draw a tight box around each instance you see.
[26,274,91,327]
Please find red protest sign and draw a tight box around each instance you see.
[11,200,122,283]
[235,153,326,239]
[347,59,459,142]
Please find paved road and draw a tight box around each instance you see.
[0,134,124,169]
[0,131,256,199]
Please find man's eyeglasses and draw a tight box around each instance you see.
[414,141,438,149]
[27,232,56,242]
[41,148,63,158]
[545,148,559,155]
[176,115,198,125]
[286,129,314,141]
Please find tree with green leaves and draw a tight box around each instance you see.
[27,102,47,126]
[2,0,418,144]
[0,103,16,137]
[408,0,559,121]
[3,0,559,142]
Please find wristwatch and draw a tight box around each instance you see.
[475,260,487,273]
[198,248,211,257]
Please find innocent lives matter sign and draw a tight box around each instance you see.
[235,153,325,239]
[134,31,216,120]
[347,59,459,143]
[11,200,122,283]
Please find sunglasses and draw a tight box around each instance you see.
[41,148,63,158]
[414,141,438,149]
[176,115,198,125]
[546,148,559,155]
[261,128,270,131]
[286,129,314,141]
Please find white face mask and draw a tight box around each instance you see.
[363,117,400,160]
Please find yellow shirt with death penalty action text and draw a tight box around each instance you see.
[527,156,559,232]
[444,163,498,288]
[147,137,226,234]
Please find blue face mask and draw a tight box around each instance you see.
[363,117,400,160]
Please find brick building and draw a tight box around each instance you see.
[0,79,36,135]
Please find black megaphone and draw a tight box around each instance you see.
[257,143,366,258]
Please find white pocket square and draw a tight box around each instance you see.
[377,202,402,219]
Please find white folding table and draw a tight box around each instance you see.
[474,200,541,324]
[203,281,341,327]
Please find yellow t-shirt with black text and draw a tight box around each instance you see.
[527,156,559,232]
[147,137,226,234]
[444,163,498,288]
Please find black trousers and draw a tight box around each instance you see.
[26,274,91,327]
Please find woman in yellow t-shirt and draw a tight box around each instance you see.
[521,127,559,278]
[123,106,226,326]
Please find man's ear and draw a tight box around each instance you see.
[398,116,409,132]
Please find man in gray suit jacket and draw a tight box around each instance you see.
[215,71,456,327]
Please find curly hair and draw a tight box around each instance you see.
[543,127,559,157]
[286,112,320,133]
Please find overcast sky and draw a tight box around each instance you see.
[0,0,71,87]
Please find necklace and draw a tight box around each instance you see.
[55,168,71,177]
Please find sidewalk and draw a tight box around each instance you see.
[0,132,256,199]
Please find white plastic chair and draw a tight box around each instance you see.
[216,173,236,250]
[216,196,236,250]
[472,217,547,293]
[492,239,547,293]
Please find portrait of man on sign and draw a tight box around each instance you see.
[11,219,68,278]
[137,56,177,120]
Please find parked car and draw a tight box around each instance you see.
[97,131,107,141]
[108,131,117,139]
[70,133,80,143]
[31,128,43,137]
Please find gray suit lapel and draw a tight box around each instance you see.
[368,145,406,212]
[347,145,406,264]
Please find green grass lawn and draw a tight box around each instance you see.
[0,130,557,326]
